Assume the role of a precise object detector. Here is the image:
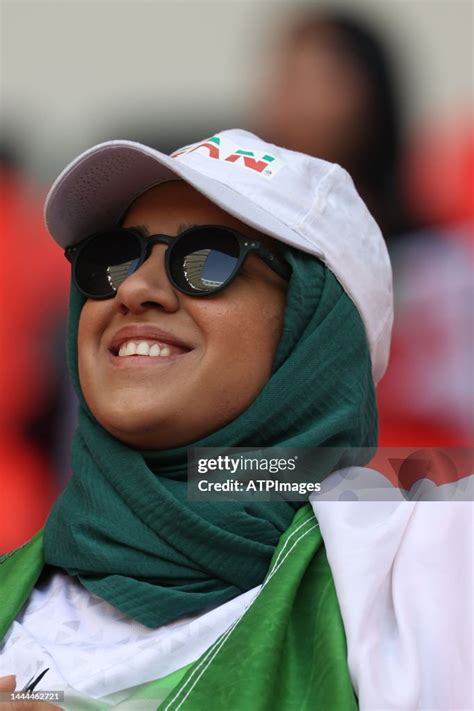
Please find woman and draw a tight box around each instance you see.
[254,9,414,240]
[1,130,469,710]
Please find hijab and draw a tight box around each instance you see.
[44,244,377,627]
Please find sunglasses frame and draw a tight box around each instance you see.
[65,224,291,300]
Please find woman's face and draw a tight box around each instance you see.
[258,24,373,165]
[78,180,288,448]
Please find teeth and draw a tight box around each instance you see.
[137,341,150,356]
[116,340,173,358]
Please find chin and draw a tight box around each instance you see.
[91,405,164,448]
[102,422,165,449]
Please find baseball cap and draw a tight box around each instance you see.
[44,128,393,383]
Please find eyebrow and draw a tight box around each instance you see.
[133,224,150,235]
[128,223,199,237]
[177,223,199,235]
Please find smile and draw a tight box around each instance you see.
[107,326,194,368]
[116,339,183,358]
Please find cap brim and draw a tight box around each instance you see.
[44,140,323,262]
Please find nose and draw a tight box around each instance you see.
[115,243,180,315]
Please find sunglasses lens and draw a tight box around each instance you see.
[169,228,240,293]
[75,230,142,297]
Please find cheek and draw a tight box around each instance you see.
[193,291,285,409]
[77,301,109,389]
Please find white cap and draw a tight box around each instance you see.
[44,128,393,382]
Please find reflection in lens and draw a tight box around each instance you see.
[75,231,141,297]
[107,259,141,291]
[168,227,240,294]
[183,249,238,290]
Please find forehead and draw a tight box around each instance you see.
[122,179,284,252]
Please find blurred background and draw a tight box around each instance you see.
[1,0,473,551]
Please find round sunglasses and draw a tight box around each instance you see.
[65,224,291,299]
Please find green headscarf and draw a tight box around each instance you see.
[43,245,377,628]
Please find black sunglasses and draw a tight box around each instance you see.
[65,224,291,300]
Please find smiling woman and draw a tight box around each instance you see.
[78,181,289,450]
[1,129,469,711]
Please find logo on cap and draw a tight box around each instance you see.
[171,135,283,178]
